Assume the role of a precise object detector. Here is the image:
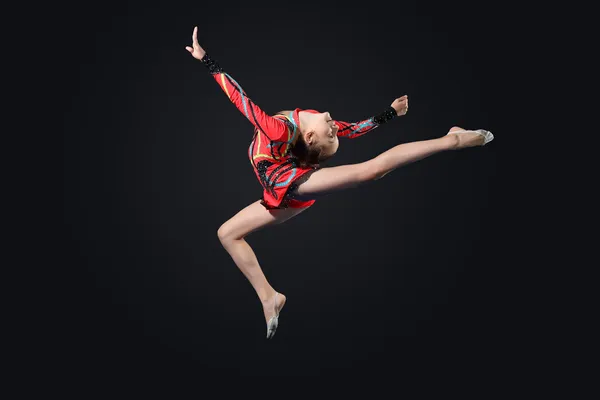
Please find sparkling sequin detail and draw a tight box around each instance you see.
[200,53,223,74]
[373,106,397,125]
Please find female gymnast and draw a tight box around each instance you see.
[186,26,493,339]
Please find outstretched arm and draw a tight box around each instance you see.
[186,27,288,142]
[335,96,409,139]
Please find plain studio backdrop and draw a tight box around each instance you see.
[25,0,551,391]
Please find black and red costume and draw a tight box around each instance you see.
[201,54,397,209]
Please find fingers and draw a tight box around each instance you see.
[395,95,408,115]
[185,46,193,53]
[192,26,198,44]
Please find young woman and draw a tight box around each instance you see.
[186,26,493,339]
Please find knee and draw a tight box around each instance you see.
[217,223,233,245]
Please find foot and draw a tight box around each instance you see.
[446,126,494,149]
[262,292,286,339]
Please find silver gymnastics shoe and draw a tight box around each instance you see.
[447,127,494,146]
[266,292,285,340]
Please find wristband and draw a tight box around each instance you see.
[200,53,223,74]
[373,106,396,125]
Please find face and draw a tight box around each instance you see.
[308,112,339,161]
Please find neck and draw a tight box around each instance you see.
[290,112,320,167]
[297,111,312,136]
[298,111,319,143]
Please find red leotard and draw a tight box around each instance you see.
[200,54,397,209]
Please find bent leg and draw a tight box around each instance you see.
[295,134,460,197]
[217,200,308,310]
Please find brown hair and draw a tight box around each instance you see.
[290,135,321,167]
[274,110,321,167]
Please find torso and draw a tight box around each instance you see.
[248,109,320,209]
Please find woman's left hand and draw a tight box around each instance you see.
[391,95,408,116]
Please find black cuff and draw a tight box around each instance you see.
[200,53,223,74]
[373,106,397,125]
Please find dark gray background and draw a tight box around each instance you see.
[40,0,541,391]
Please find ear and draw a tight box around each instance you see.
[305,130,315,145]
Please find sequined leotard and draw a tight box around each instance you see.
[200,54,397,209]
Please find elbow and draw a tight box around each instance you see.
[359,160,386,182]
[361,169,379,182]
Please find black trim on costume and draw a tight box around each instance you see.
[270,165,295,187]
[249,130,258,171]
[275,118,295,158]
[337,125,354,134]
[256,159,277,198]
[243,87,273,142]
[200,53,223,74]
[373,106,397,125]
[266,159,293,186]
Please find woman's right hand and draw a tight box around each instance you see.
[185,26,206,61]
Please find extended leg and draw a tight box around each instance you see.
[294,127,489,197]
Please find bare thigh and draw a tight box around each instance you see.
[218,200,310,241]
[293,135,455,199]
[292,161,374,198]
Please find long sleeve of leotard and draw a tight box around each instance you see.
[335,107,397,139]
[200,53,288,142]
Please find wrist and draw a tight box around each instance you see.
[373,106,396,125]
[200,53,223,74]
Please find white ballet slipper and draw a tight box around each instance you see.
[266,292,280,339]
[447,128,494,145]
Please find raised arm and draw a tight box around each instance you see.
[186,27,288,142]
[335,96,409,139]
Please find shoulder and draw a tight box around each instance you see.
[272,111,295,129]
